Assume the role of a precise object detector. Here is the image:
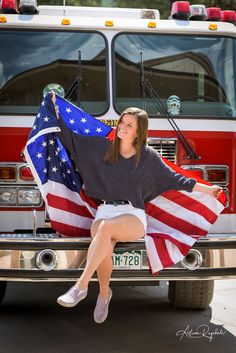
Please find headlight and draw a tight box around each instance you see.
[0,187,42,207]
[0,188,17,204]
[18,189,41,205]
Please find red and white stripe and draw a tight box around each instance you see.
[145,190,225,274]
[44,180,98,237]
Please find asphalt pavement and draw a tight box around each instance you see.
[0,280,235,353]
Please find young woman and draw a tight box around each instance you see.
[51,93,221,323]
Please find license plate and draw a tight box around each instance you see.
[112,250,142,270]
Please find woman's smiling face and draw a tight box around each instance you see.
[117,114,138,142]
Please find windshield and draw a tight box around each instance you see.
[0,30,107,116]
[113,33,236,118]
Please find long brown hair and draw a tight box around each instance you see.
[104,107,148,166]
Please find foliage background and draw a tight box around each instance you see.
[36,0,236,18]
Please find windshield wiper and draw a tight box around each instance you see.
[140,52,200,161]
[65,50,82,107]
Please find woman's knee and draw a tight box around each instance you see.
[91,219,103,238]
[97,220,112,239]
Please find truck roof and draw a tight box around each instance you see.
[0,5,235,35]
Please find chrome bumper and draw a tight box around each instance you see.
[0,233,236,282]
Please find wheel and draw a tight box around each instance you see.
[0,281,7,304]
[168,280,214,310]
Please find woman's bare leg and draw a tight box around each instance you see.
[76,215,144,290]
[88,219,116,298]
[96,241,115,297]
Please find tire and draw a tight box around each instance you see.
[168,280,214,310]
[0,281,7,305]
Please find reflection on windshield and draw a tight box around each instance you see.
[0,30,107,115]
[114,34,236,118]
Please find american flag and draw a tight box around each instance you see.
[24,93,226,274]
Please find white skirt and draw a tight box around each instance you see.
[94,203,147,233]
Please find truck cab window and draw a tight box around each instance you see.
[113,33,236,119]
[0,30,108,116]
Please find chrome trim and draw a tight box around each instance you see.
[0,247,235,279]
[33,209,37,236]
[180,164,229,186]
[0,233,236,283]
[222,187,230,208]
[181,249,203,270]
[147,138,177,163]
[0,163,36,184]
[36,249,58,271]
[0,186,43,208]
[0,233,236,242]
[180,164,230,207]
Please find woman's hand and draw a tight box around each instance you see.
[50,91,59,120]
[193,182,222,199]
[51,91,56,105]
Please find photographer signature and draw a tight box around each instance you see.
[176,324,226,342]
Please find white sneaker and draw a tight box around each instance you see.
[93,288,112,323]
[57,285,88,308]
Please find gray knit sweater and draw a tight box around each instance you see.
[56,118,196,210]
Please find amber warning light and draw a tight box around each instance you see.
[0,166,16,181]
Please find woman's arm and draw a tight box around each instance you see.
[150,149,222,199]
[193,182,222,199]
[50,92,95,158]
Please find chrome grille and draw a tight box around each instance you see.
[147,138,177,163]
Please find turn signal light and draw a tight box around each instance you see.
[206,168,227,183]
[181,167,204,180]
[188,169,204,180]
[180,165,228,184]
[19,166,34,181]
[0,166,16,181]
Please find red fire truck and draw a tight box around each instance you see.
[0,1,236,309]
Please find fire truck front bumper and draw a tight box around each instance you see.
[0,233,236,283]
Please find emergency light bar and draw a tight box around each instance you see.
[206,7,222,21]
[0,0,17,14]
[170,1,191,20]
[221,10,236,25]
[190,5,207,21]
[0,0,38,14]
[19,0,37,14]
[169,2,235,24]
